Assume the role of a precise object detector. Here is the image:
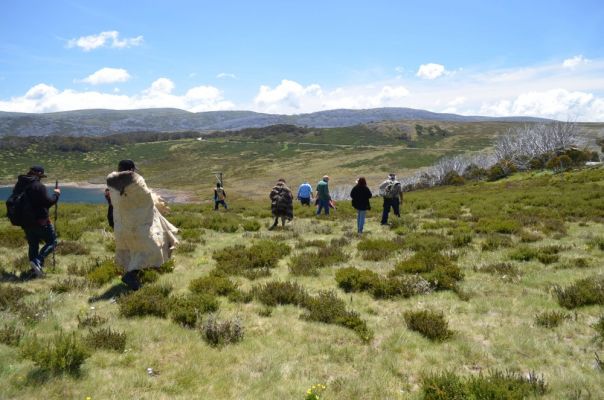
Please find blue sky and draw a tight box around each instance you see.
[1,0,603,120]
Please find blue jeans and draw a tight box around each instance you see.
[357,210,366,233]
[381,198,400,224]
[214,200,227,210]
[317,198,330,215]
[24,223,57,267]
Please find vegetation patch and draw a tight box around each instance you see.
[77,311,107,328]
[594,316,604,342]
[0,323,24,346]
[20,331,90,376]
[481,233,513,251]
[85,327,127,352]
[169,293,219,328]
[212,240,291,279]
[289,246,349,276]
[509,245,561,264]
[534,310,570,328]
[404,309,452,341]
[50,277,88,293]
[391,251,463,291]
[554,276,604,309]
[335,267,431,299]
[200,315,244,347]
[475,263,521,281]
[252,281,309,307]
[475,218,521,234]
[402,232,452,252]
[335,267,380,293]
[357,238,405,261]
[56,241,90,255]
[85,259,120,287]
[118,284,172,318]
[0,284,31,311]
[421,370,547,399]
[0,227,26,248]
[189,273,238,296]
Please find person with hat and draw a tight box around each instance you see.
[106,160,179,290]
[316,175,331,215]
[379,173,403,225]
[10,165,60,277]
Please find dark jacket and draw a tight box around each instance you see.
[13,175,59,225]
[270,183,294,219]
[350,185,372,211]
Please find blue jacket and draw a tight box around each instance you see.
[297,183,312,199]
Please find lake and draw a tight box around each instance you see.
[0,186,106,204]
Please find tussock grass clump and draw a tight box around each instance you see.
[16,298,53,325]
[85,259,120,287]
[242,219,261,232]
[475,217,521,234]
[180,228,205,243]
[587,236,604,251]
[509,245,561,264]
[56,240,90,255]
[0,284,31,311]
[85,327,127,352]
[0,323,24,346]
[118,284,172,318]
[200,213,242,232]
[169,293,219,328]
[357,238,405,261]
[335,267,380,292]
[20,331,90,375]
[0,227,26,248]
[212,240,291,278]
[481,233,513,251]
[404,310,452,341]
[289,246,349,276]
[535,310,570,328]
[391,251,463,291]
[450,229,473,248]
[421,370,547,399]
[189,273,238,296]
[177,242,197,254]
[594,316,604,342]
[335,267,432,299]
[402,232,451,252]
[252,281,309,307]
[475,263,521,280]
[554,276,604,309]
[519,229,543,243]
[200,315,244,347]
[303,290,373,342]
[77,311,107,328]
[50,277,88,293]
[297,239,327,249]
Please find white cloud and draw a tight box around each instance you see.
[0,78,234,113]
[217,72,237,79]
[67,31,143,51]
[78,67,131,85]
[562,55,589,69]
[416,63,447,80]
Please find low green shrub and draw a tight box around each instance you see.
[0,323,23,346]
[403,233,451,252]
[158,259,176,274]
[56,240,90,255]
[77,311,107,328]
[50,277,88,293]
[554,276,604,309]
[169,293,219,328]
[476,263,521,281]
[20,331,90,375]
[370,275,432,299]
[189,273,238,296]
[226,289,253,304]
[421,370,547,399]
[200,213,242,232]
[0,227,26,248]
[177,242,197,254]
[180,228,205,243]
[535,310,570,328]
[404,309,452,341]
[302,290,373,342]
[0,284,31,311]
[335,267,380,292]
[391,251,463,290]
[451,229,473,248]
[510,245,561,264]
[357,238,405,261]
[519,229,542,243]
[242,219,261,232]
[289,246,349,276]
[138,269,160,284]
[297,239,327,249]
[481,233,513,251]
[253,281,308,307]
[85,259,120,287]
[85,327,127,352]
[118,284,171,318]
[475,218,521,234]
[200,315,244,346]
[213,240,291,278]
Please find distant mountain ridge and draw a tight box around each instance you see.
[0,107,549,137]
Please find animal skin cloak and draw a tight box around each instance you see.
[106,171,178,272]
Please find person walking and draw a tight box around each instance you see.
[350,177,372,234]
[269,178,293,230]
[297,181,313,206]
[379,173,403,225]
[9,166,60,277]
[106,160,179,290]
[214,182,228,210]
[316,175,331,215]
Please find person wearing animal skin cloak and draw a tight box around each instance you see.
[106,160,178,290]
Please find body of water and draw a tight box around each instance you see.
[0,186,106,204]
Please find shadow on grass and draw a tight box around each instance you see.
[88,283,131,303]
[0,270,38,283]
[24,367,84,385]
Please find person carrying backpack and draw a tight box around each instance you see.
[379,173,403,225]
[269,178,293,230]
[6,166,60,277]
[350,177,372,234]
[214,183,227,210]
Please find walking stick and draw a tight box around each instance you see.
[53,179,58,269]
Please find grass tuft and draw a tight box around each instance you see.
[404,309,452,341]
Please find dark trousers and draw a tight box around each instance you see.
[269,216,287,230]
[24,223,57,267]
[381,198,400,224]
[317,198,330,215]
[214,200,227,210]
[299,197,311,206]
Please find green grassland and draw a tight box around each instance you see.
[1,166,603,399]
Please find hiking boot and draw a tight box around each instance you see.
[30,260,44,278]
[121,270,141,291]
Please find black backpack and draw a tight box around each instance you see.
[6,185,34,227]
